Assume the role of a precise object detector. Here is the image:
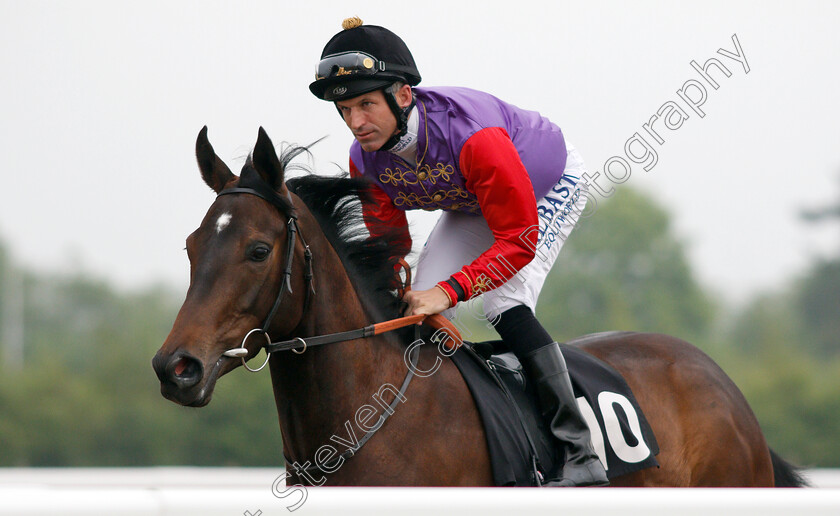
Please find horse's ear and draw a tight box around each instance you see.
[196,126,235,193]
[252,127,288,193]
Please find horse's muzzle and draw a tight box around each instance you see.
[152,351,205,399]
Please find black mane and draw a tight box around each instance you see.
[286,173,412,324]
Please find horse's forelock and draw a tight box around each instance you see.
[235,161,296,218]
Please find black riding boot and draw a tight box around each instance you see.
[494,306,608,487]
[520,342,609,487]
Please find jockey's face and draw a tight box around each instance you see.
[335,85,412,152]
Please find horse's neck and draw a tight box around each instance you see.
[268,209,407,463]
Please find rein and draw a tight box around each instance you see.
[262,258,463,355]
[264,314,426,353]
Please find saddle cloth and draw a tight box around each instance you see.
[449,338,660,486]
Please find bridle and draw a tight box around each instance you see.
[215,184,314,372]
[214,180,448,372]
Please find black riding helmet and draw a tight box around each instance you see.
[310,18,421,150]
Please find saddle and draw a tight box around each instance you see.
[448,337,660,486]
[394,261,659,485]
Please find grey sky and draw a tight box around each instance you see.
[1,1,838,304]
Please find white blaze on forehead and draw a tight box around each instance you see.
[215,212,232,233]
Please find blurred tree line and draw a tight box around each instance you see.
[0,245,282,466]
[0,183,838,468]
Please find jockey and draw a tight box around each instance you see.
[309,18,608,487]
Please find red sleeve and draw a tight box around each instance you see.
[436,127,539,306]
[349,157,412,254]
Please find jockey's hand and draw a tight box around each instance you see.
[403,286,451,317]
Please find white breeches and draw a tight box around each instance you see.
[413,142,590,321]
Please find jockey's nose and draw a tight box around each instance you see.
[346,108,366,131]
[152,351,203,389]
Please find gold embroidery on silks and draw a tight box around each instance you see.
[379,168,403,186]
[451,200,480,212]
[422,163,456,184]
[391,188,480,212]
[376,101,480,213]
[449,184,471,199]
[471,273,494,295]
[378,163,456,187]
[393,191,428,209]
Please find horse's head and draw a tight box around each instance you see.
[152,127,309,407]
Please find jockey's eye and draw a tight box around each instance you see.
[248,243,271,262]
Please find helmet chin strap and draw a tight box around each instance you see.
[332,85,415,152]
[378,86,415,152]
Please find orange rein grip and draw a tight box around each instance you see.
[424,313,464,352]
[370,313,463,352]
[372,314,426,335]
[390,258,464,352]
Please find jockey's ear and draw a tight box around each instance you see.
[252,126,289,194]
[395,83,413,109]
[196,126,235,193]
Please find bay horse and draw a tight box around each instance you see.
[153,127,805,488]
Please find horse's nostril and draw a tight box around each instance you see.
[174,357,189,376]
[173,354,202,384]
[154,352,204,388]
[173,356,201,382]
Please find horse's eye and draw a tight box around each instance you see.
[249,244,271,262]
